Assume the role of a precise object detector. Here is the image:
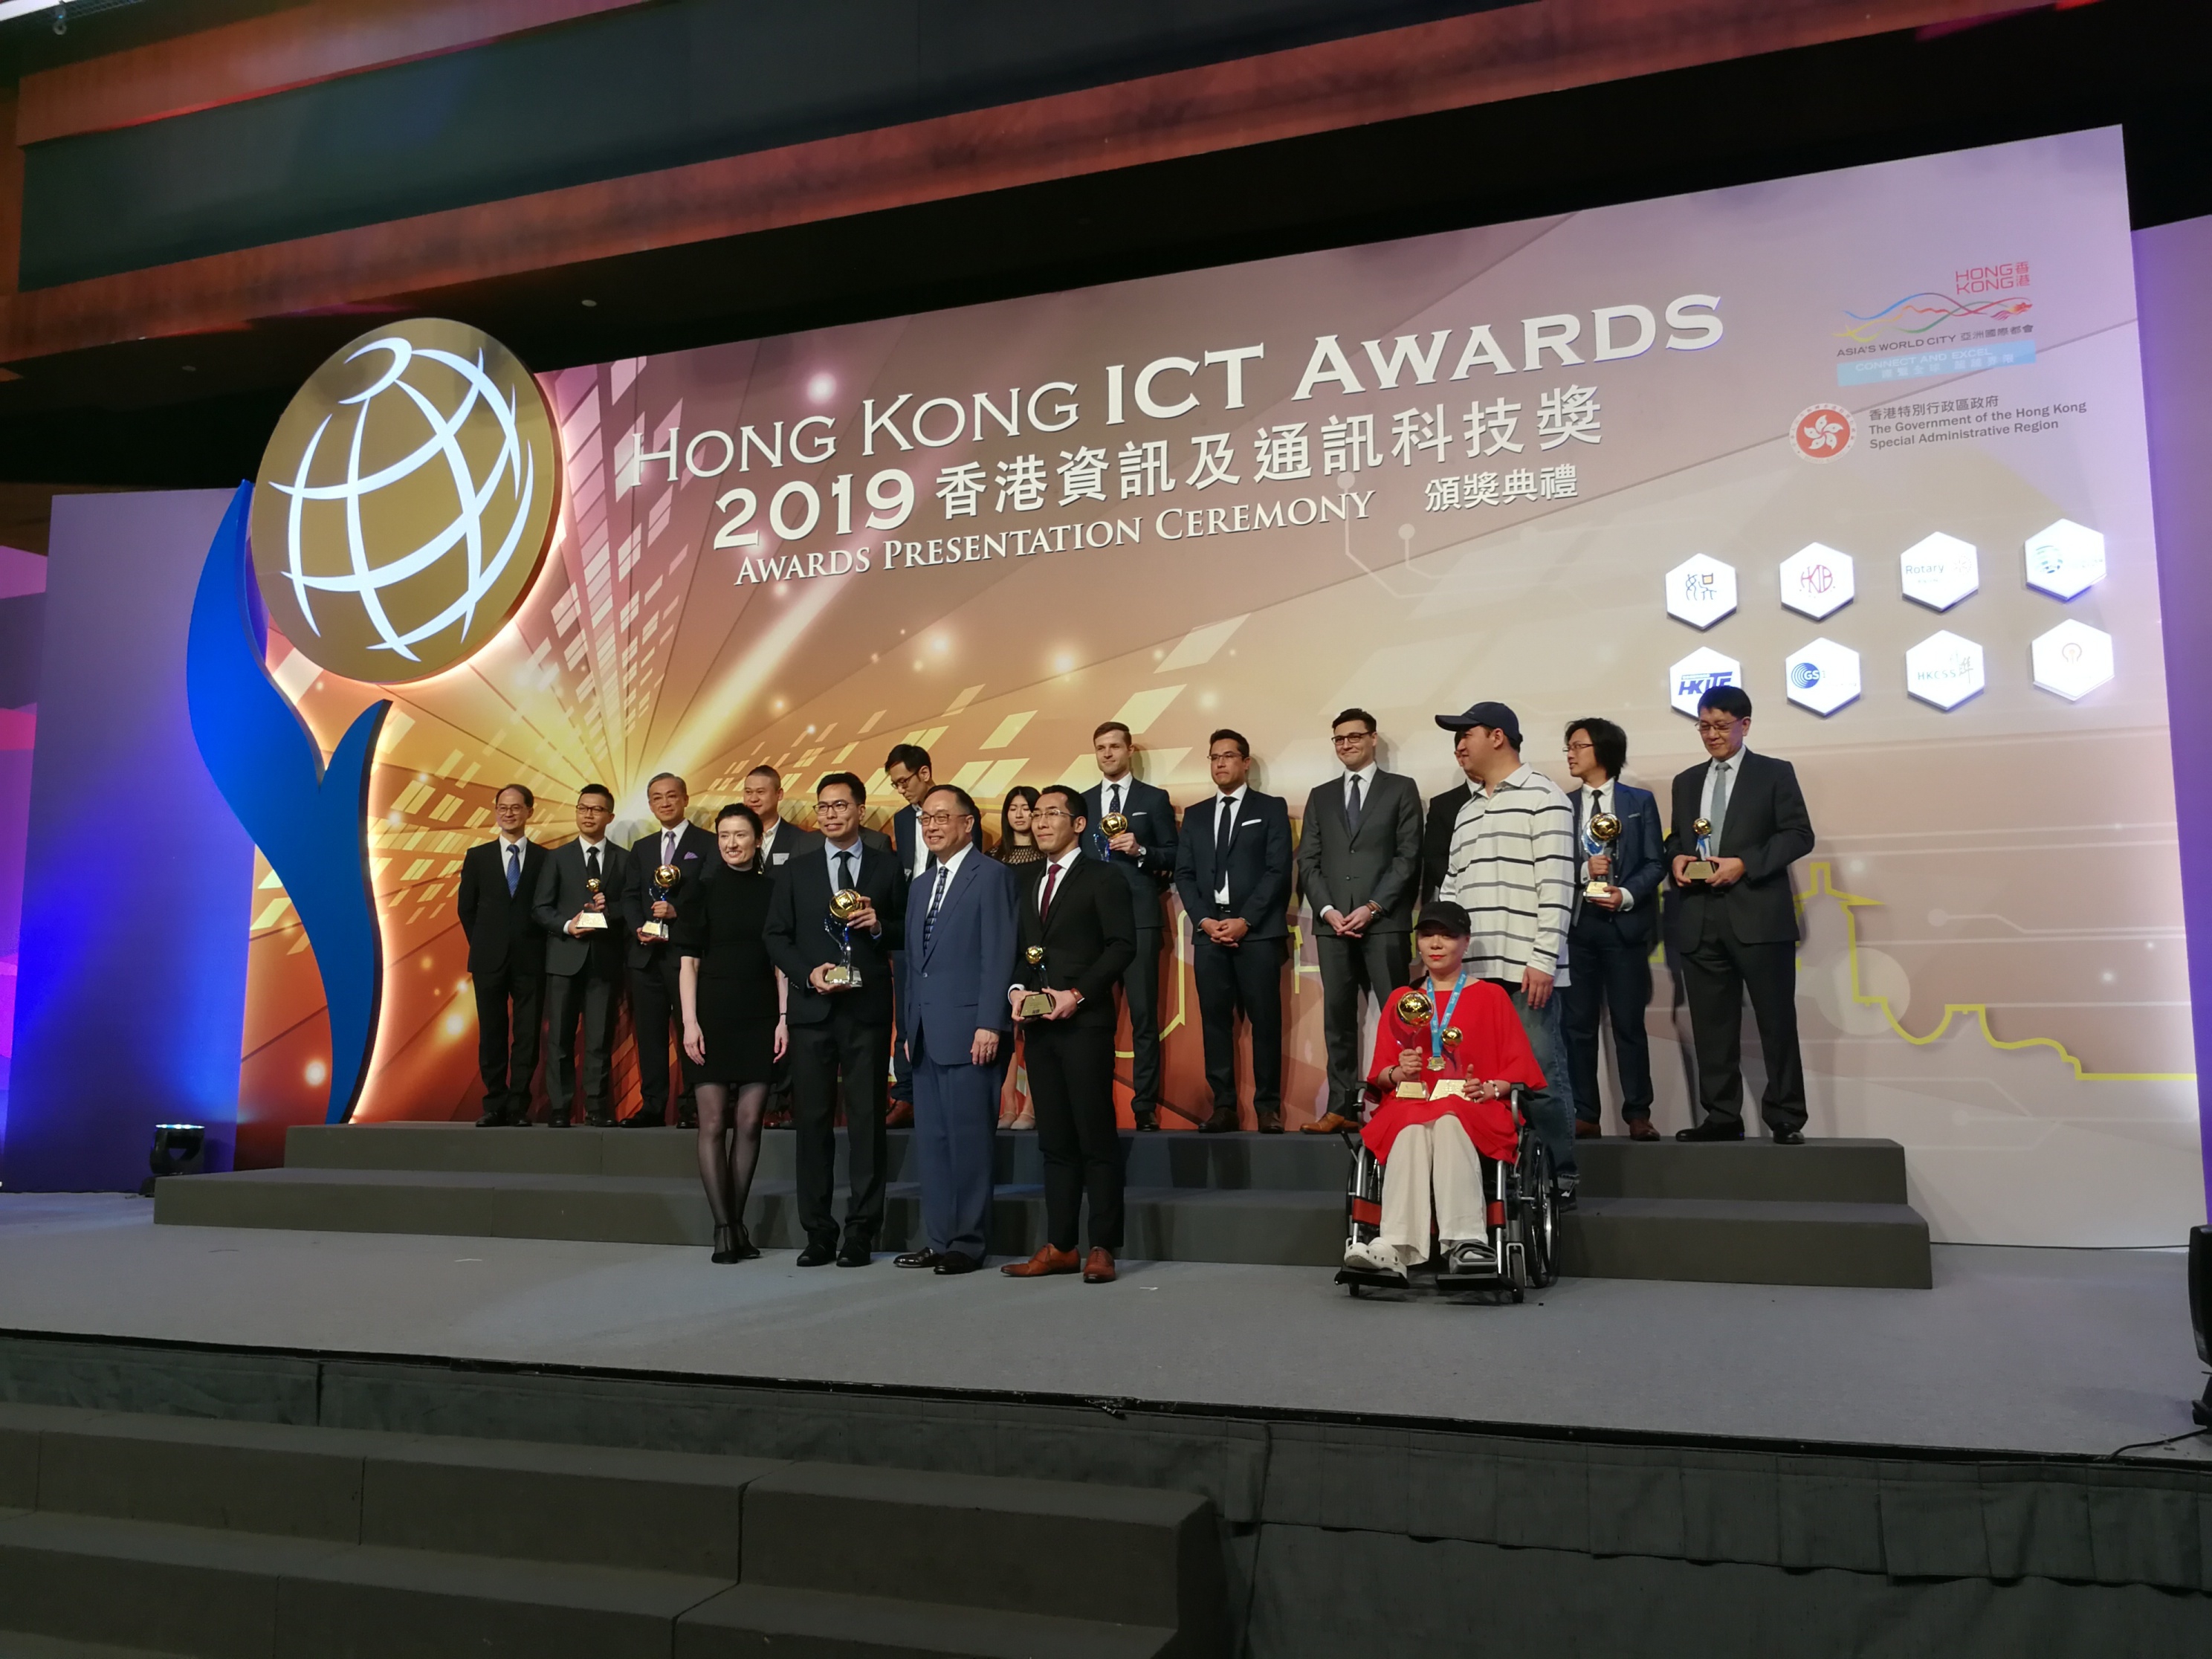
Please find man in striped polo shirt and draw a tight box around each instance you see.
[1433,702,1579,1202]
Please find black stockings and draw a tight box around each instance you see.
[695,1081,769,1228]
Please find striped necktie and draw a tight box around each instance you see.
[924,863,950,951]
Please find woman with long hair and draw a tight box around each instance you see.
[995,786,1044,867]
[677,803,786,1262]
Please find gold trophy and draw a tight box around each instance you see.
[1584,812,1621,902]
[1392,986,1434,1097]
[1017,945,1056,1020]
[575,875,609,931]
[823,887,867,987]
[1684,818,1718,883]
[640,862,683,941]
[1099,811,1130,838]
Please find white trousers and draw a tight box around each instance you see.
[1377,1114,1487,1267]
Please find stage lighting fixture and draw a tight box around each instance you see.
[2192,1227,2212,1428]
[139,1123,207,1197]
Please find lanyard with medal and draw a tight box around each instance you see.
[1426,966,1473,1074]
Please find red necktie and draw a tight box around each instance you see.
[1039,861,1061,918]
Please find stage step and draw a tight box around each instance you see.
[0,1404,1222,1659]
[155,1168,1347,1267]
[1560,1196,1933,1289]
[1573,1136,1909,1203]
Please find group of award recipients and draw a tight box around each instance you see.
[458,682,1814,1280]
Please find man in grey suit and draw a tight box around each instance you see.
[531,784,629,1127]
[1297,708,1423,1133]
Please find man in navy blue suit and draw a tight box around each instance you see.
[1081,720,1179,1131]
[1561,717,1666,1139]
[885,743,980,1127]
[1173,728,1293,1134]
[896,783,1017,1274]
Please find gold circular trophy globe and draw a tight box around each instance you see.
[829,888,867,923]
[250,319,561,685]
[1395,988,1433,1023]
[654,864,683,891]
[1099,812,1131,838]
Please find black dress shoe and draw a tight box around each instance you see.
[621,1114,662,1129]
[1773,1130,1805,1145]
[1132,1111,1159,1133]
[894,1248,944,1270]
[546,1115,573,1129]
[1675,1119,1745,1142]
[933,1251,981,1275]
[711,1225,740,1265]
[476,1108,508,1127]
[1255,1114,1284,1135]
[1197,1108,1239,1134]
[584,1113,615,1129]
[795,1240,838,1267]
[836,1238,873,1267]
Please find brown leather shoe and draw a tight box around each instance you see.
[1628,1119,1660,1142]
[886,1099,915,1128]
[1301,1113,1354,1134]
[1081,1247,1117,1284]
[1574,1119,1603,1139]
[1000,1245,1079,1278]
[1197,1107,1240,1134]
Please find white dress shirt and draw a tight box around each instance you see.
[823,835,865,891]
[1209,786,1247,905]
[1577,779,1634,912]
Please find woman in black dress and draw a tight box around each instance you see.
[994,786,1044,867]
[678,803,786,1263]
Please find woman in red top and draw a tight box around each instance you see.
[1345,899,1546,1275]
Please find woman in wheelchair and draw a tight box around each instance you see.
[1342,900,1547,1278]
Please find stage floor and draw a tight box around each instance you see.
[0,1193,2203,1464]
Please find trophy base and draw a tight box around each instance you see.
[1582,879,1615,902]
[1394,1082,1429,1099]
[575,913,608,931]
[640,922,669,941]
[821,966,860,989]
[1017,992,1056,1020]
[1683,860,1718,883]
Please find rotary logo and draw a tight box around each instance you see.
[1791,403,1854,462]
[250,319,560,684]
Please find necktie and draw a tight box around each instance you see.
[1710,762,1731,844]
[585,844,600,883]
[1039,860,1061,919]
[924,862,949,951]
[1109,783,1122,818]
[662,827,676,865]
[837,850,853,891]
[1216,795,1235,869]
[1345,774,1363,833]
[505,843,520,895]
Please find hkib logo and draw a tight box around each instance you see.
[1797,563,1836,596]
[250,319,561,685]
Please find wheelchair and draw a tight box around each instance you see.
[1333,1084,1557,1301]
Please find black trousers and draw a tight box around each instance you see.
[1194,921,1285,1116]
[1124,928,1165,1114]
[544,962,619,1123]
[1678,907,1806,1135]
[1026,1017,1123,1251]
[789,1011,891,1245]
[627,948,696,1122]
[1316,927,1409,1116]
[1562,913,1655,1124]
[471,961,542,1119]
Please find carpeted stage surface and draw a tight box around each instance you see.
[0,1193,2202,1463]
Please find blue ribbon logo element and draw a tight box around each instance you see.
[187,482,389,1125]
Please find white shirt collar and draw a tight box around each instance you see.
[932,841,975,881]
[1045,843,1083,878]
[824,836,864,877]
[1216,784,1248,810]
[1712,745,1750,770]
[576,832,607,850]
[497,830,528,850]
[1343,763,1377,789]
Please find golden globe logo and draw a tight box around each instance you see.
[250,319,560,684]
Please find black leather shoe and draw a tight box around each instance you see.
[1773,1130,1805,1145]
[1553,1180,1579,1212]
[584,1113,615,1129]
[795,1240,838,1267]
[836,1238,873,1267]
[621,1113,662,1129]
[711,1225,739,1264]
[1675,1119,1745,1142]
[1197,1108,1239,1134]
[933,1251,981,1275]
[476,1108,508,1127]
[1255,1114,1284,1135]
[1132,1110,1159,1133]
[546,1114,573,1129]
[894,1249,944,1270]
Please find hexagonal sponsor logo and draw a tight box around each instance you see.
[2031,620,2114,701]
[1665,554,1737,630]
[2023,518,2105,601]
[1783,638,1860,717]
[1668,647,1742,717]
[1904,630,1985,710]
[1779,543,1854,620]
[1899,531,1978,610]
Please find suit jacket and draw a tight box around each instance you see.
[1297,769,1423,931]
[532,838,630,977]
[1014,854,1136,1029]
[891,803,981,888]
[763,838,906,1027]
[1568,782,1665,948]
[899,850,1018,1057]
[756,815,824,873]
[621,821,719,968]
[1081,777,1177,933]
[456,836,549,976]
[1663,750,1816,948]
[1420,782,1473,905]
[1173,789,1293,942]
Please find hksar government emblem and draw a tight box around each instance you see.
[250,319,560,684]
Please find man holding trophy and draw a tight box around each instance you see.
[1001,786,1136,1284]
[532,785,628,1127]
[762,772,905,1266]
[1561,719,1665,1141]
[1665,687,1817,1143]
[623,773,716,1128]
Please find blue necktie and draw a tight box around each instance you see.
[505,844,520,896]
[924,863,950,952]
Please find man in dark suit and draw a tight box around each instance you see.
[1081,719,1178,1131]
[883,743,977,1127]
[896,783,1017,1274]
[1561,717,1666,1140]
[1298,708,1422,1133]
[1002,786,1136,1284]
[621,772,718,1128]
[1420,726,1483,905]
[743,764,823,873]
[531,784,628,1127]
[1173,728,1294,1134]
[1665,687,1817,1143]
[762,771,906,1266]
[456,783,549,1126]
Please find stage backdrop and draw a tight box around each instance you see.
[14,129,2196,1245]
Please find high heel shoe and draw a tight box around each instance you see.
[731,1223,761,1261]
[711,1224,739,1264]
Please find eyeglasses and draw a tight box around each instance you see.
[1330,733,1371,745]
[1564,741,1594,754]
[1694,719,1743,737]
[916,810,966,827]
[1032,808,1073,822]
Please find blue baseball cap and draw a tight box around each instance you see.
[1435,701,1521,748]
